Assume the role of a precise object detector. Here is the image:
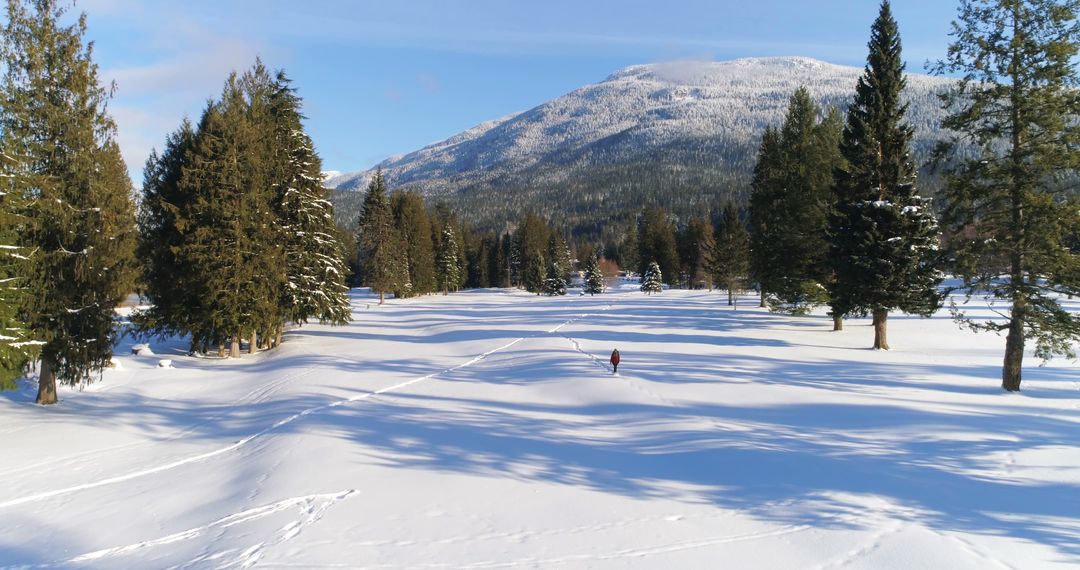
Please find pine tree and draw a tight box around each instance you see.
[583,254,605,295]
[0,125,37,388]
[547,232,572,289]
[392,191,437,296]
[934,0,1080,391]
[514,213,549,293]
[543,261,567,296]
[679,217,715,289]
[436,225,462,295]
[179,74,283,357]
[2,0,137,403]
[136,121,202,348]
[713,202,751,307]
[140,63,342,355]
[749,127,784,308]
[356,169,406,304]
[749,89,843,313]
[488,232,509,288]
[828,1,943,348]
[269,71,351,327]
[640,261,663,294]
[637,206,680,286]
[239,63,291,352]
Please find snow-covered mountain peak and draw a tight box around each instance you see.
[328,56,954,230]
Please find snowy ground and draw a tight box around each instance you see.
[1,286,1078,569]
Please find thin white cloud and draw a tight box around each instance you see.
[97,13,273,181]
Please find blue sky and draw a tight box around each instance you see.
[79,0,959,179]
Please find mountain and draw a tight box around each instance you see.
[329,57,955,234]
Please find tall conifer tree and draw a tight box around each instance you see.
[180,84,253,356]
[392,191,437,296]
[713,202,751,307]
[268,71,351,326]
[356,169,406,304]
[2,0,137,402]
[750,90,842,313]
[640,261,663,295]
[514,213,549,293]
[679,217,715,290]
[749,127,784,307]
[934,0,1080,390]
[436,225,462,295]
[137,121,202,347]
[0,121,36,387]
[583,254,605,295]
[547,232,572,289]
[637,206,679,286]
[829,0,943,349]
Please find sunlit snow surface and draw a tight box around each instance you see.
[1,286,1078,568]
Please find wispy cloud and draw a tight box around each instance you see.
[416,72,441,93]
[94,7,274,180]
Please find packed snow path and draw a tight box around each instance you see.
[1,287,1078,568]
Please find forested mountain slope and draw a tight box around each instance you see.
[329,57,954,233]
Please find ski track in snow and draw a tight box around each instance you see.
[812,522,904,570]
[348,510,734,549]
[351,524,813,569]
[0,363,319,481]
[0,304,606,512]
[52,490,356,568]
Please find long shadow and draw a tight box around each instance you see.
[295,385,1080,559]
[5,289,1077,563]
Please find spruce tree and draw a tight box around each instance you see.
[543,261,567,296]
[749,127,784,308]
[137,121,200,347]
[713,202,751,307]
[2,0,137,403]
[177,71,287,356]
[547,232,572,289]
[0,127,36,388]
[829,1,943,349]
[640,261,663,295]
[269,71,351,327]
[637,206,679,286]
[514,213,549,293]
[392,191,437,296]
[181,88,250,356]
[749,90,843,313]
[583,254,605,295]
[356,169,406,304]
[679,217,715,289]
[934,0,1080,391]
[436,225,462,295]
[488,232,509,288]
[239,63,290,351]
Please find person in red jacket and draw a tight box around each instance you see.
[610,349,620,374]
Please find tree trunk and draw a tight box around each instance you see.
[275,330,283,348]
[36,358,58,405]
[218,343,225,358]
[833,314,843,331]
[759,289,766,308]
[379,290,385,305]
[249,329,257,354]
[872,309,889,350]
[1002,306,1025,392]
[230,336,240,358]
[727,287,734,306]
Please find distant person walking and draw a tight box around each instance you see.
[610,349,620,374]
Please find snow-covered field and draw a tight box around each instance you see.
[1,286,1078,569]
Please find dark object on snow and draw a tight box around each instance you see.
[610,349,620,373]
